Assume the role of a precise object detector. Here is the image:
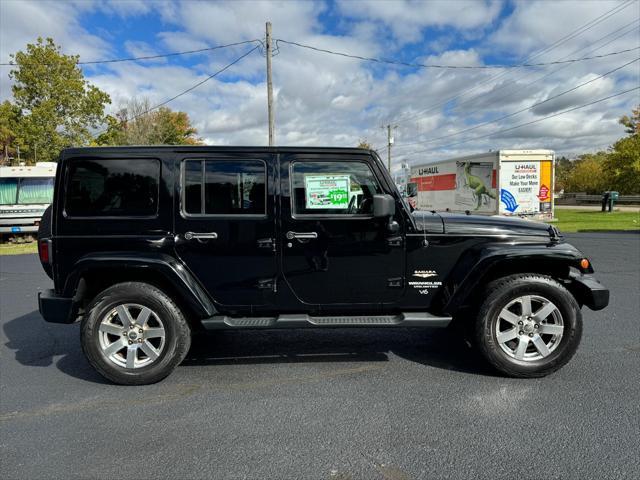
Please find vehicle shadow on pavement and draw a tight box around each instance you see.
[3,310,110,384]
[4,311,496,382]
[184,326,498,377]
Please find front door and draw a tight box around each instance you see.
[174,154,277,310]
[279,153,405,310]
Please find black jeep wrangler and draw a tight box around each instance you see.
[37,147,609,384]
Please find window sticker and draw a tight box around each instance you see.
[304,175,350,209]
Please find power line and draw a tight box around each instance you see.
[276,38,638,70]
[394,57,639,149]
[389,0,636,125]
[0,39,262,66]
[451,19,640,119]
[393,21,638,135]
[96,45,260,134]
[398,86,640,157]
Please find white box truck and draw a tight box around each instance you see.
[407,149,555,219]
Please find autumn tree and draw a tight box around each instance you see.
[357,139,373,149]
[8,37,111,162]
[96,98,203,146]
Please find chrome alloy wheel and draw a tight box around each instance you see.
[98,303,166,369]
[495,295,564,362]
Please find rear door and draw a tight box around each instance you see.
[279,153,405,309]
[174,153,277,309]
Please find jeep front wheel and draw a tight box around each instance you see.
[81,282,191,385]
[475,274,582,378]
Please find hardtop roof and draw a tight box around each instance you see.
[62,146,374,156]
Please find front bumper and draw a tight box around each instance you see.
[38,289,76,324]
[569,273,609,311]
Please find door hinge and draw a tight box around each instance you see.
[257,238,276,252]
[387,236,403,247]
[257,278,277,292]
[387,277,404,288]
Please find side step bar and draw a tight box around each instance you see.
[201,312,452,330]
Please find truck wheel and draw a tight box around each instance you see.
[81,282,191,385]
[475,274,582,378]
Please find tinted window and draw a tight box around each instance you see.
[292,161,381,216]
[66,159,160,217]
[183,160,266,215]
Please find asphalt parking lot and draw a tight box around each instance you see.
[1,233,639,480]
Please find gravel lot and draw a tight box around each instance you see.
[1,233,639,480]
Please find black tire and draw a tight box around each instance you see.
[475,274,582,378]
[37,205,52,240]
[81,282,191,385]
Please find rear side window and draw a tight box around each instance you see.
[65,159,160,217]
[183,159,266,215]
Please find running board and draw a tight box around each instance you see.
[201,312,452,330]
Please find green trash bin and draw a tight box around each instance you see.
[610,191,619,205]
[603,191,618,212]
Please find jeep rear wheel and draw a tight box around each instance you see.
[475,274,582,378]
[81,282,191,385]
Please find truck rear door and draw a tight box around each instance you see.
[174,153,277,310]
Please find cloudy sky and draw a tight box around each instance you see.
[1,0,638,168]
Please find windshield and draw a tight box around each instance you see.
[0,177,54,205]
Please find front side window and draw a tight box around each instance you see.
[183,159,266,215]
[291,161,381,216]
[65,159,160,217]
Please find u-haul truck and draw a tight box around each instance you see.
[408,149,555,219]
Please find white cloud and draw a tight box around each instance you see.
[1,0,637,160]
[0,0,111,64]
[337,0,503,43]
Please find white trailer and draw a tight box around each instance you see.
[408,149,555,219]
[0,162,57,234]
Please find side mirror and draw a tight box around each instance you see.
[373,194,395,218]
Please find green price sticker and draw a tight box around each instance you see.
[328,189,348,205]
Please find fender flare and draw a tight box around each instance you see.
[62,252,216,318]
[441,241,588,314]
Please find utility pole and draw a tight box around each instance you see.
[386,124,397,172]
[265,22,275,146]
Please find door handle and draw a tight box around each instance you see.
[184,231,218,241]
[286,231,318,240]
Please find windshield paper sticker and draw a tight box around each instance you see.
[305,175,350,209]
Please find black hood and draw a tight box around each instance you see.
[412,211,555,237]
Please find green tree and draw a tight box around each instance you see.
[0,101,24,164]
[618,105,639,135]
[603,134,640,194]
[554,155,574,192]
[9,37,111,162]
[564,153,609,194]
[95,98,203,146]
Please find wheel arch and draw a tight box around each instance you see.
[63,252,216,327]
[441,244,587,316]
